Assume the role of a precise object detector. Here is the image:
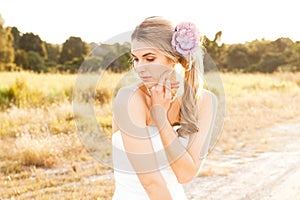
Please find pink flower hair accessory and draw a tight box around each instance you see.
[171,22,201,57]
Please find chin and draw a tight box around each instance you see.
[143,82,156,89]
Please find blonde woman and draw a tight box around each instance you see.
[112,16,217,200]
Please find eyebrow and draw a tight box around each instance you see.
[131,52,156,57]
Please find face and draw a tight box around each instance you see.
[131,40,176,88]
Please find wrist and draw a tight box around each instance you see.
[150,104,168,130]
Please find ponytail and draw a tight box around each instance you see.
[177,48,204,136]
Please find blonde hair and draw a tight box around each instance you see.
[131,16,204,136]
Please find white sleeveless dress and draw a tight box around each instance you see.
[112,126,189,200]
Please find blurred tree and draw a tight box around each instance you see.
[286,41,300,71]
[84,42,131,72]
[245,39,269,67]
[73,42,131,73]
[270,37,293,53]
[45,43,60,68]
[80,56,103,72]
[19,32,48,59]
[59,36,89,64]
[226,44,250,71]
[255,52,286,73]
[108,42,131,72]
[0,15,15,71]
[14,49,29,68]
[269,37,293,71]
[10,26,21,50]
[57,57,84,73]
[25,51,46,72]
[203,31,226,70]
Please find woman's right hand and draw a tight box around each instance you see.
[149,74,178,129]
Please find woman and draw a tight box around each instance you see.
[112,16,216,200]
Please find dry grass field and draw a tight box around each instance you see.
[0,71,299,199]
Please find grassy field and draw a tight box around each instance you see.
[0,71,300,199]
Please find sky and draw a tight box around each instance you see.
[0,0,299,45]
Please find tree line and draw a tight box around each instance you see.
[0,14,299,73]
[204,32,300,73]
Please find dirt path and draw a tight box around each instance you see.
[184,118,300,200]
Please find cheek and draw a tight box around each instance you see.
[145,56,175,81]
[147,65,174,81]
[146,66,161,81]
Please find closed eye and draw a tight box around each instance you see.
[146,57,155,62]
[131,52,156,65]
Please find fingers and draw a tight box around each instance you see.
[156,70,178,96]
[153,80,178,91]
[156,72,165,92]
[171,81,180,89]
[165,80,172,99]
[150,69,179,102]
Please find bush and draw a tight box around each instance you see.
[0,77,72,109]
[255,53,286,73]
[16,134,58,168]
[25,51,46,72]
[226,44,250,71]
[95,87,112,105]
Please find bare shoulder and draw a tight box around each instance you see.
[197,89,218,107]
[113,83,147,129]
[113,83,144,105]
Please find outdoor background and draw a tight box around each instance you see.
[0,0,299,199]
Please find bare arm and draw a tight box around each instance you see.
[160,90,216,183]
[150,78,217,183]
[113,87,172,199]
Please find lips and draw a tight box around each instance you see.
[140,76,152,81]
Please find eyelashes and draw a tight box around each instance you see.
[146,58,155,62]
[133,57,156,63]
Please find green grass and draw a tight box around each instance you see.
[0,71,127,109]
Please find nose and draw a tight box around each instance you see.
[134,63,146,74]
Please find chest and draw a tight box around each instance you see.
[146,98,181,126]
